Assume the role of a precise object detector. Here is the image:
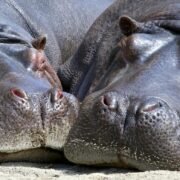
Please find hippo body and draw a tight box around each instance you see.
[0,0,115,162]
[61,0,180,170]
[1,0,115,66]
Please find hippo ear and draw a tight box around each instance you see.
[119,15,165,35]
[119,15,141,36]
[31,35,47,50]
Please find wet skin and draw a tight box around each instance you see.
[0,0,116,162]
[63,1,180,170]
[0,35,79,162]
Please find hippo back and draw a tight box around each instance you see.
[0,0,115,69]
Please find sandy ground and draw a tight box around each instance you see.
[0,163,179,179]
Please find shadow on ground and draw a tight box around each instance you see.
[0,162,179,179]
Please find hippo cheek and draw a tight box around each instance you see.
[0,88,44,153]
[64,92,130,167]
[120,97,180,170]
[42,90,79,150]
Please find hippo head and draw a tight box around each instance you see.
[0,33,79,162]
[64,16,180,170]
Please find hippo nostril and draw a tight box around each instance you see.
[101,93,117,110]
[10,88,27,99]
[54,89,63,101]
[139,98,163,113]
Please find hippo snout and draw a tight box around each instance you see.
[0,76,79,162]
[98,94,175,132]
[95,92,130,130]
[42,89,79,150]
[65,91,180,170]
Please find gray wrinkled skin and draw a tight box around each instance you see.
[3,0,115,66]
[63,0,180,170]
[0,61,79,162]
[0,0,115,162]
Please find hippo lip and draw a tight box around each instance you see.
[0,148,65,163]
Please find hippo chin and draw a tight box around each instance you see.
[63,0,180,170]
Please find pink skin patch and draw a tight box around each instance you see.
[28,48,62,90]
[10,88,27,101]
[54,89,63,101]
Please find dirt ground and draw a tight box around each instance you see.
[0,163,180,179]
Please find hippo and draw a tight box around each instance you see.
[0,27,79,162]
[61,0,180,170]
[0,0,116,162]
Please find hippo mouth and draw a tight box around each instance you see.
[0,148,65,163]
[0,89,79,163]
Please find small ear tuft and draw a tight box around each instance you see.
[119,15,140,36]
[31,35,47,50]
